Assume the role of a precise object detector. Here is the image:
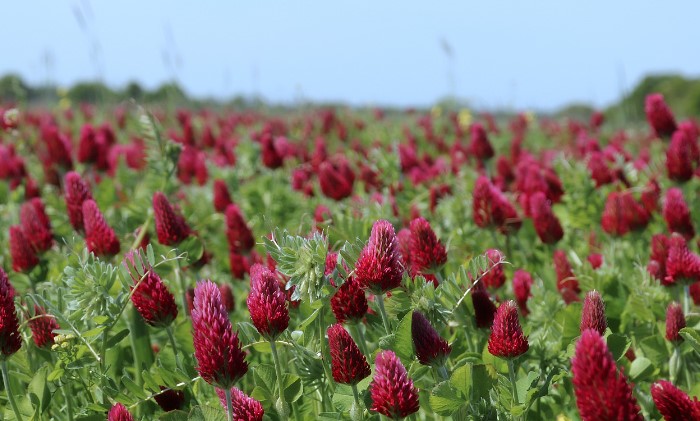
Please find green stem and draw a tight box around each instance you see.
[683,284,691,315]
[62,385,75,421]
[270,340,289,420]
[350,383,363,421]
[508,359,519,405]
[374,294,392,335]
[2,360,24,421]
[166,326,181,370]
[224,387,234,421]
[436,365,449,381]
[130,214,151,251]
[174,263,188,316]
[351,323,370,357]
[318,312,335,410]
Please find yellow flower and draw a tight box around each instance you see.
[431,105,442,119]
[556,414,571,421]
[458,108,472,130]
[59,98,72,110]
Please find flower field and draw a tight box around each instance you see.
[0,95,699,420]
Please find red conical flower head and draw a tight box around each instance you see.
[107,403,134,421]
[488,301,529,358]
[213,179,233,213]
[663,188,695,240]
[665,234,700,286]
[553,250,580,303]
[247,264,289,340]
[472,282,497,328]
[327,323,371,385]
[9,225,39,272]
[63,171,93,231]
[645,93,677,138]
[153,386,185,412]
[580,290,607,335]
[83,199,120,256]
[153,192,192,246]
[124,251,178,328]
[529,191,564,244]
[665,302,685,343]
[572,329,642,421]
[369,350,420,419]
[330,277,368,324]
[225,204,255,253]
[0,269,22,357]
[651,380,700,421]
[411,311,451,366]
[192,280,248,389]
[354,220,404,294]
[512,269,533,315]
[27,305,59,348]
[408,217,447,280]
[216,387,264,421]
[20,198,53,252]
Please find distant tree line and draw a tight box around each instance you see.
[1,73,699,121]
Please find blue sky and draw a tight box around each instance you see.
[2,1,698,110]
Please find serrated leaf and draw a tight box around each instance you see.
[430,381,464,415]
[393,310,414,363]
[450,364,472,398]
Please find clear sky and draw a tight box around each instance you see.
[2,1,698,111]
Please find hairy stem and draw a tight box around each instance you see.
[2,360,24,421]
[508,359,519,405]
[374,293,392,335]
[270,340,289,420]
[224,387,234,421]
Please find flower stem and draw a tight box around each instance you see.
[508,359,519,405]
[1,359,24,421]
[270,340,289,420]
[62,385,75,421]
[351,323,370,357]
[436,365,449,381]
[374,294,392,335]
[350,383,363,421]
[683,284,690,315]
[166,325,181,370]
[224,387,234,421]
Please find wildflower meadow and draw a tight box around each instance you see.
[0,93,699,421]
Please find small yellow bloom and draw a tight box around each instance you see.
[458,108,472,130]
[556,414,571,421]
[431,105,442,119]
[524,111,536,125]
[59,98,71,110]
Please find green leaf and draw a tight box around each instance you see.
[159,410,189,421]
[393,310,414,363]
[629,357,654,381]
[430,381,464,415]
[253,364,276,398]
[104,328,130,349]
[332,384,356,413]
[606,333,631,361]
[515,371,539,406]
[121,375,147,400]
[472,364,496,401]
[28,366,51,414]
[178,236,204,265]
[188,406,227,421]
[450,364,472,398]
[679,328,700,355]
[283,374,303,403]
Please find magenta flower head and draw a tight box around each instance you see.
[354,220,404,295]
[665,302,685,343]
[369,350,420,419]
[213,179,233,213]
[153,191,192,246]
[469,122,495,161]
[663,188,695,240]
[529,191,564,244]
[20,198,53,253]
[512,269,533,316]
[651,380,700,421]
[327,323,371,385]
[27,305,60,348]
[488,301,529,359]
[63,171,93,232]
[107,402,134,421]
[572,329,642,421]
[471,282,497,328]
[153,386,185,412]
[247,264,289,341]
[0,269,22,358]
[9,225,39,272]
[580,290,607,335]
[665,234,700,286]
[412,311,451,366]
[408,217,447,276]
[82,199,120,257]
[124,251,178,328]
[192,280,248,389]
[225,204,255,254]
[645,93,677,138]
[666,129,697,182]
[216,387,264,421]
[330,276,368,324]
